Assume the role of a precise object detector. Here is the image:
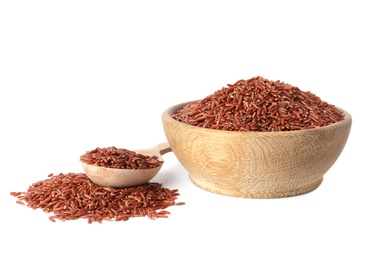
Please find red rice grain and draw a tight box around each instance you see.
[172,76,345,132]
[10,173,184,223]
[80,146,163,169]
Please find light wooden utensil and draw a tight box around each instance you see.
[81,142,172,188]
[162,101,352,198]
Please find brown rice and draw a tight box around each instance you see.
[172,76,345,132]
[80,146,163,169]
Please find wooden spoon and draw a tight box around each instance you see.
[81,142,172,188]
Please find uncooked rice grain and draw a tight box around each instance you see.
[10,173,184,223]
[171,76,345,132]
[80,146,163,169]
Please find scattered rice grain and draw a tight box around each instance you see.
[10,173,184,223]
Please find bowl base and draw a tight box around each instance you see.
[189,176,324,199]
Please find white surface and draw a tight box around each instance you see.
[1,1,389,259]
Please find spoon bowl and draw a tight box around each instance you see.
[81,142,172,188]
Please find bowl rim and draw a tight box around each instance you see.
[162,100,352,136]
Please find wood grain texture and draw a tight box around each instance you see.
[162,101,352,198]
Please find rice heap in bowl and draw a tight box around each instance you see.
[171,76,344,132]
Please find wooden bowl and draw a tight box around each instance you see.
[162,101,352,198]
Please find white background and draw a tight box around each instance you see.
[1,1,389,259]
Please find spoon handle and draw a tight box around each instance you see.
[155,142,172,155]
